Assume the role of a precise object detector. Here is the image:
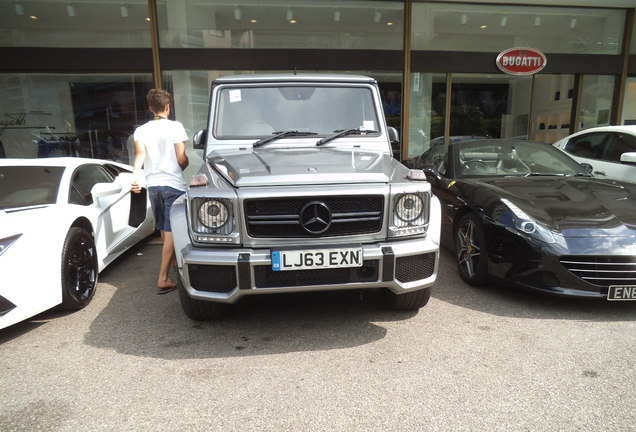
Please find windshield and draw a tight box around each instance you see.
[0,166,63,209]
[214,85,379,139]
[455,140,589,178]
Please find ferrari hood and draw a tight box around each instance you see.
[463,176,636,234]
[206,147,398,187]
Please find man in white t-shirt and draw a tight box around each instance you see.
[131,89,189,294]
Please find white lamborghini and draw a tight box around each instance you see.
[0,157,155,330]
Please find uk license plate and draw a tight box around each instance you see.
[271,247,363,272]
[607,285,636,301]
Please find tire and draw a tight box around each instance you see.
[60,227,98,310]
[385,287,431,310]
[177,276,229,320]
[454,212,489,286]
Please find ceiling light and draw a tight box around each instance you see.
[286,7,293,21]
[66,4,76,17]
[460,13,468,25]
[534,16,541,26]
[480,25,487,29]
[500,15,507,26]
[234,7,241,21]
[29,15,38,20]
[569,17,577,29]
[386,22,394,26]
[250,19,257,23]
[14,3,24,15]
[120,5,128,18]
[374,9,382,23]
[334,9,340,22]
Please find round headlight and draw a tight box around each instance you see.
[396,194,423,222]
[198,199,229,229]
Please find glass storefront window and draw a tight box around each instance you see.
[0,73,152,161]
[158,1,403,49]
[0,0,152,48]
[577,75,615,131]
[412,2,625,54]
[530,74,574,143]
[450,73,533,140]
[622,78,636,125]
[408,73,446,158]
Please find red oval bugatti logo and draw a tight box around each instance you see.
[496,47,547,76]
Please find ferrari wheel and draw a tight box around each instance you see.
[455,213,489,286]
[178,276,229,320]
[60,227,98,310]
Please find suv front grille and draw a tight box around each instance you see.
[245,195,384,238]
[560,256,636,287]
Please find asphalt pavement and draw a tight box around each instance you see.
[1,238,635,432]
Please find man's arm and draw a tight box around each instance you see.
[175,141,189,170]
[131,140,146,193]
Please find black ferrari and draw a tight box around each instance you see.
[407,138,636,300]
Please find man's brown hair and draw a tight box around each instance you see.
[147,89,171,113]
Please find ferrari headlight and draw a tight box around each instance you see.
[494,199,555,244]
[0,234,21,257]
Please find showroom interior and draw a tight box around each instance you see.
[0,0,635,171]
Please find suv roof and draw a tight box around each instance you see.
[213,73,377,85]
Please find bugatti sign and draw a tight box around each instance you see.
[496,47,547,76]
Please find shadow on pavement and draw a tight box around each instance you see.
[434,247,636,322]
[83,240,418,360]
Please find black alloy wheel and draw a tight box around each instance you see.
[455,213,489,286]
[60,227,98,310]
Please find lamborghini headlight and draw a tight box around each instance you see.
[0,234,22,257]
[493,198,555,244]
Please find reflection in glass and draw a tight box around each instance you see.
[157,0,403,49]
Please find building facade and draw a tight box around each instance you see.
[1,0,635,166]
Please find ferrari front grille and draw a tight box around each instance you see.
[560,256,636,287]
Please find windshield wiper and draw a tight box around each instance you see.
[316,128,379,146]
[253,130,317,148]
[523,172,566,177]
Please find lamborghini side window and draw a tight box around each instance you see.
[69,165,113,206]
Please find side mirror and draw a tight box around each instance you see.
[193,129,207,150]
[387,126,399,144]
[91,182,122,199]
[620,152,636,165]
[579,163,593,174]
[421,165,443,182]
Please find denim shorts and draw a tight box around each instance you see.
[148,186,184,232]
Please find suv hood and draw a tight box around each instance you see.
[207,147,399,187]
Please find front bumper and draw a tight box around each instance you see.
[175,238,438,304]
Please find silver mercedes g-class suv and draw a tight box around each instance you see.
[171,74,441,319]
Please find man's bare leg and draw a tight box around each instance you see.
[158,230,177,289]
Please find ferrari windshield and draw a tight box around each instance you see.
[455,140,590,178]
[214,85,380,139]
[0,166,63,209]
